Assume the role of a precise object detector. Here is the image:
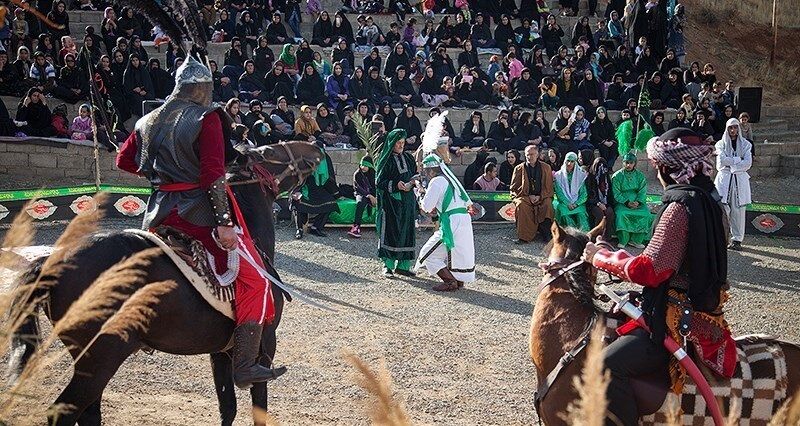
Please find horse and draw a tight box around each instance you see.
[529,220,800,425]
[8,141,323,426]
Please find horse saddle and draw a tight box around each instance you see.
[124,228,236,320]
[602,315,790,424]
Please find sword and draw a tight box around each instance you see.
[596,284,724,426]
[234,244,338,313]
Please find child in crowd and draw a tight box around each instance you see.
[635,36,647,56]
[487,55,501,83]
[492,71,512,109]
[679,93,695,116]
[70,103,93,141]
[474,162,502,191]
[739,112,753,142]
[539,77,558,110]
[349,156,376,238]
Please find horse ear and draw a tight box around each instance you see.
[587,217,606,242]
[551,220,564,242]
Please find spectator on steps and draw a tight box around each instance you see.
[122,53,154,116]
[16,87,55,137]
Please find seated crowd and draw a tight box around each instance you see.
[0,0,749,242]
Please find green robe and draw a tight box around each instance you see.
[553,171,590,231]
[611,168,652,241]
[376,151,417,261]
[296,154,340,215]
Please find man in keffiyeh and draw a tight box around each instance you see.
[553,151,590,231]
[714,118,752,251]
[583,128,735,425]
[611,152,652,248]
[415,153,476,291]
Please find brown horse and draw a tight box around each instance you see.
[8,141,323,426]
[529,220,800,425]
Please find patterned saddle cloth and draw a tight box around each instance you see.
[601,317,790,425]
[124,228,235,320]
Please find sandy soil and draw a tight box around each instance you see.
[4,218,799,425]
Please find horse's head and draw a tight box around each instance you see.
[243,142,324,194]
[541,219,606,309]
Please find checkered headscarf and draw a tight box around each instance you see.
[646,128,714,184]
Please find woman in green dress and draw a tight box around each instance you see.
[375,129,418,278]
[611,151,653,248]
[552,151,590,231]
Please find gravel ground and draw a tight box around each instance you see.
[2,217,799,425]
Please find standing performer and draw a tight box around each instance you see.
[510,144,554,243]
[116,57,286,389]
[583,128,735,426]
[611,152,652,248]
[375,128,417,278]
[714,117,752,251]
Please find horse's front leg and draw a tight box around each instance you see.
[210,352,237,426]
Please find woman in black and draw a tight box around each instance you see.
[458,111,486,148]
[668,108,688,130]
[238,59,270,103]
[96,54,130,122]
[541,14,565,57]
[223,37,248,90]
[455,67,492,107]
[614,45,636,83]
[650,111,666,136]
[47,1,70,49]
[512,111,543,150]
[384,42,410,79]
[585,157,615,240]
[571,16,592,48]
[78,34,103,70]
[435,16,454,47]
[101,7,119,54]
[379,101,396,131]
[264,62,296,104]
[533,109,550,140]
[368,66,391,106]
[494,14,516,55]
[148,58,174,99]
[36,34,57,61]
[0,52,19,96]
[363,47,381,74]
[209,60,235,103]
[457,39,479,71]
[394,104,423,151]
[498,149,520,188]
[550,106,572,155]
[235,11,260,52]
[349,66,370,106]
[122,54,154,115]
[452,13,470,46]
[312,11,334,47]
[577,68,604,120]
[16,88,55,136]
[116,7,141,38]
[525,47,546,84]
[555,67,579,108]
[331,38,355,75]
[635,46,658,77]
[129,35,149,63]
[253,36,274,76]
[331,12,355,46]
[589,106,618,168]
[512,68,539,108]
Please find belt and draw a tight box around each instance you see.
[156,182,201,192]
[439,207,468,250]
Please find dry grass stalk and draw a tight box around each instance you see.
[561,324,610,426]
[768,392,800,426]
[98,280,177,342]
[664,398,681,426]
[0,200,35,270]
[725,398,740,426]
[343,351,411,426]
[691,0,800,27]
[252,406,281,426]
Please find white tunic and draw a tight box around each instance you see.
[714,119,752,207]
[415,175,476,282]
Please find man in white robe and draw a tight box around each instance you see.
[415,153,476,291]
[714,117,752,250]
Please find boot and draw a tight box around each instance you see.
[232,322,287,389]
[433,268,459,291]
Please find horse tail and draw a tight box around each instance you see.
[7,256,47,384]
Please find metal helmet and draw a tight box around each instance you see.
[169,56,214,106]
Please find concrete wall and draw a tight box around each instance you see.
[0,138,144,186]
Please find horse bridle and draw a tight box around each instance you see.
[533,254,619,424]
[228,142,318,192]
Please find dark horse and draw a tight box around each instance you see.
[529,220,800,424]
[8,142,323,426]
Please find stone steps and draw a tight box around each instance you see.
[779,154,800,176]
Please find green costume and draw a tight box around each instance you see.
[552,152,590,231]
[375,129,417,271]
[611,153,652,245]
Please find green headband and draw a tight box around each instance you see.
[359,158,374,169]
[564,152,578,162]
[623,152,637,163]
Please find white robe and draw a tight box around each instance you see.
[415,175,476,283]
[714,118,752,242]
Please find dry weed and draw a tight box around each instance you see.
[692,0,800,27]
[0,200,35,270]
[253,406,281,426]
[343,351,411,426]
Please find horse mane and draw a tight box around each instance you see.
[544,227,604,312]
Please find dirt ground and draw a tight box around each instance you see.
[5,217,799,425]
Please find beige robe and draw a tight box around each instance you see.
[510,161,554,242]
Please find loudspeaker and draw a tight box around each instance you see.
[142,100,165,116]
[737,87,762,123]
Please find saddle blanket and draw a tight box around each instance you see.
[602,317,789,425]
[125,229,235,320]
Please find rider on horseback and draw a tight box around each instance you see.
[116,56,287,389]
[582,128,736,425]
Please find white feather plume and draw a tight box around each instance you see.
[421,111,448,155]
